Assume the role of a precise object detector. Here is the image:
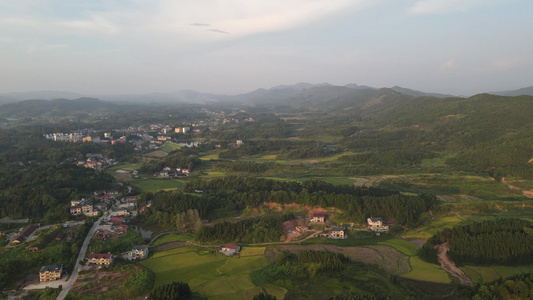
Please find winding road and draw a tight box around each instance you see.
[56,215,104,300]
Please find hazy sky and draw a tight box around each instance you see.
[0,0,532,95]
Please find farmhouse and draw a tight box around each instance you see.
[70,205,82,215]
[221,244,240,256]
[330,227,347,239]
[130,245,149,260]
[367,217,383,227]
[310,213,325,223]
[39,264,62,282]
[367,217,390,232]
[88,253,113,265]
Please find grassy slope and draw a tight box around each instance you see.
[140,247,273,300]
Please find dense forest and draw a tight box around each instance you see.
[194,214,292,243]
[469,272,533,300]
[0,164,115,221]
[182,177,437,226]
[421,219,533,265]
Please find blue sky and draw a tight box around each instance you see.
[0,0,531,95]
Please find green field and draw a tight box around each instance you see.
[463,266,500,283]
[401,256,451,284]
[460,264,533,284]
[152,234,194,246]
[404,216,465,239]
[140,246,275,299]
[106,163,141,172]
[200,152,220,160]
[161,142,182,153]
[129,178,185,193]
[378,239,420,256]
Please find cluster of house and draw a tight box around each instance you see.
[307,213,392,239]
[308,213,348,239]
[69,199,99,217]
[75,153,115,171]
[154,166,190,178]
[36,245,150,283]
[43,133,128,145]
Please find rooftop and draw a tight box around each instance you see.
[39,264,62,273]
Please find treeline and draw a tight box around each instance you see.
[264,249,350,280]
[149,281,192,300]
[0,164,114,221]
[218,140,336,159]
[183,177,437,226]
[338,151,435,168]
[142,192,215,227]
[470,272,533,300]
[421,219,533,265]
[194,214,293,243]
[140,148,201,173]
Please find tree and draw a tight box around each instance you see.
[149,281,191,300]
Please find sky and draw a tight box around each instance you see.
[0,0,532,96]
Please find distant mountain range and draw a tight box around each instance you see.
[0,84,531,105]
[489,86,533,97]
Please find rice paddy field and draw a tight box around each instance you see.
[140,246,283,300]
[129,178,185,193]
[460,264,533,285]
[401,256,451,284]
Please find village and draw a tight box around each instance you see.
[6,190,394,292]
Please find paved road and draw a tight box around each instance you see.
[56,215,104,300]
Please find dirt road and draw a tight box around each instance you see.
[436,242,473,287]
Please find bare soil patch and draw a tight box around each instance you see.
[435,243,473,287]
[276,244,409,275]
[74,270,126,293]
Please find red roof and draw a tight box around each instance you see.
[119,224,129,229]
[126,196,137,200]
[312,213,325,218]
[89,254,111,259]
[224,244,239,250]
[110,216,123,223]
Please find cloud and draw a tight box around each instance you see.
[55,15,119,35]
[408,0,481,15]
[27,43,69,54]
[441,59,455,69]
[143,0,371,40]
[206,29,228,34]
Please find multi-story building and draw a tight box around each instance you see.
[39,264,62,282]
